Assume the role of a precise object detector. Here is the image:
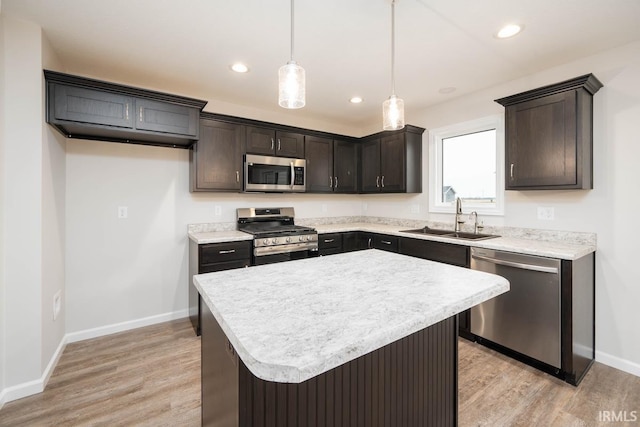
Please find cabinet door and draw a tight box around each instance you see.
[246,126,276,155]
[334,140,358,193]
[135,98,199,137]
[305,136,333,192]
[399,238,469,267]
[191,119,244,191]
[53,85,134,128]
[506,91,577,189]
[380,133,406,192]
[361,139,381,192]
[276,131,305,158]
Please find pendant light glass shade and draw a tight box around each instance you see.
[279,0,305,109]
[383,94,405,130]
[278,60,305,109]
[383,0,405,130]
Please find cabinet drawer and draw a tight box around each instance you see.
[318,233,343,255]
[199,241,251,265]
[373,234,399,252]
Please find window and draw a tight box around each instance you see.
[429,115,504,215]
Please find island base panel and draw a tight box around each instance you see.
[202,306,458,426]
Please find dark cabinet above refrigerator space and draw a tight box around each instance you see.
[44,70,207,148]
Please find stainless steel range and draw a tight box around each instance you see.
[237,207,318,265]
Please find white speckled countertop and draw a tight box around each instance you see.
[188,221,595,260]
[193,249,509,383]
[309,223,595,260]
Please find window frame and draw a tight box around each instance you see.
[428,115,505,216]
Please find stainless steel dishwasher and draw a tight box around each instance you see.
[470,247,562,369]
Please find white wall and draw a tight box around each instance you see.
[2,15,44,394]
[40,32,66,377]
[362,41,640,374]
[0,9,7,406]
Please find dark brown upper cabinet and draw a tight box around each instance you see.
[496,74,602,190]
[306,136,358,193]
[190,117,244,192]
[361,126,424,193]
[246,126,304,158]
[45,70,207,149]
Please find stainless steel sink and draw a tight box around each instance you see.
[400,227,453,236]
[400,227,498,241]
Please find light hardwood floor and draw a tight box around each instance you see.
[1,319,638,426]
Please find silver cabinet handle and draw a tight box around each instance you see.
[472,253,558,274]
[125,104,129,120]
[510,163,514,180]
[139,106,143,122]
[376,176,380,187]
[329,176,333,188]
[381,175,385,188]
[219,249,236,254]
[236,171,239,182]
[334,176,338,188]
[271,138,274,151]
[367,238,372,248]
[278,139,281,151]
[381,240,392,245]
[324,239,335,243]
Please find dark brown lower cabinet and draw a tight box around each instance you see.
[201,302,458,427]
[317,233,343,255]
[189,240,251,335]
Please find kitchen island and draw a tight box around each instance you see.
[193,249,509,426]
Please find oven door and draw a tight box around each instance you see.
[244,154,306,192]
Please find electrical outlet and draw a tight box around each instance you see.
[53,291,61,321]
[537,207,555,220]
[214,206,222,216]
[117,206,128,219]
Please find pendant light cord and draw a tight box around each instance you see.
[391,0,396,96]
[290,0,295,62]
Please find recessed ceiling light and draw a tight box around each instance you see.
[230,63,249,73]
[496,24,522,39]
[349,97,364,104]
[438,87,456,94]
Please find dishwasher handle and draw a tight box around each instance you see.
[472,253,559,274]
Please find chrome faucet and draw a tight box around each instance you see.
[454,197,464,232]
[469,211,479,234]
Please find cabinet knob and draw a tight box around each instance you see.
[271,138,274,150]
[277,139,281,151]
[376,176,380,188]
[236,171,240,182]
[381,175,385,188]
[335,176,338,188]
[510,163,514,180]
[329,176,333,188]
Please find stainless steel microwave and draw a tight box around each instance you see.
[244,154,306,192]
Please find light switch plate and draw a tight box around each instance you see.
[53,290,61,321]
[118,206,128,219]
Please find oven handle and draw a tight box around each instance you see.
[471,253,559,274]
[254,242,318,256]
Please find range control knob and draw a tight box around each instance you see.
[263,239,269,245]
[299,236,304,242]
[307,236,312,241]
[286,237,292,243]
[272,238,278,244]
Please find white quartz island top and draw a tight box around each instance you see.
[193,250,509,384]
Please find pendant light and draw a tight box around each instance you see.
[278,0,305,109]
[382,0,405,130]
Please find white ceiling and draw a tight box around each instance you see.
[4,0,640,128]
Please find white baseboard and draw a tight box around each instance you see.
[66,309,189,343]
[0,309,189,406]
[0,335,66,408]
[596,350,640,378]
